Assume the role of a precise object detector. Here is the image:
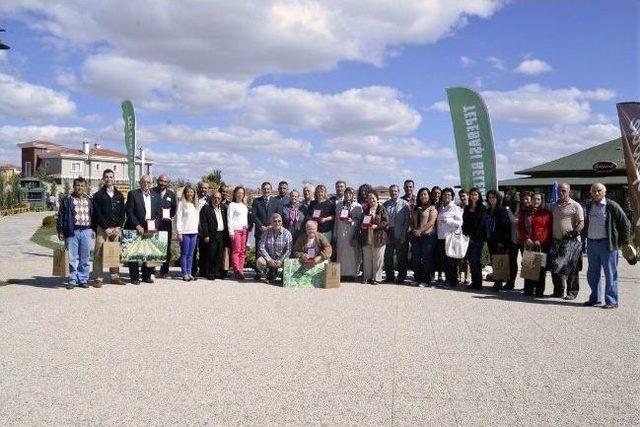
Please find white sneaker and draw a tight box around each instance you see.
[418,282,427,288]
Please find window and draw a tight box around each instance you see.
[24,161,32,177]
[44,160,50,169]
[71,162,81,173]
[95,163,101,171]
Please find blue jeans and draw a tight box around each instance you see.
[180,234,198,275]
[411,234,437,283]
[66,228,92,285]
[586,238,619,306]
[467,239,485,287]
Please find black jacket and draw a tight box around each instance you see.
[199,204,230,247]
[485,205,511,251]
[124,189,161,230]
[153,187,177,231]
[282,203,307,242]
[462,204,486,241]
[251,196,283,241]
[92,186,126,230]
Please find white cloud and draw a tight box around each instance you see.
[486,56,506,71]
[429,101,450,112]
[0,73,76,120]
[505,122,620,170]
[64,54,249,112]
[242,85,421,135]
[481,84,616,124]
[514,58,552,75]
[5,1,505,79]
[325,135,455,159]
[148,150,268,183]
[460,56,475,67]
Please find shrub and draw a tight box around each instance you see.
[42,215,57,227]
[245,246,256,269]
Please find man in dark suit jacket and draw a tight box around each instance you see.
[153,174,177,278]
[124,175,161,284]
[251,182,283,278]
[282,189,306,244]
[198,191,230,280]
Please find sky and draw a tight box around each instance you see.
[0,0,638,190]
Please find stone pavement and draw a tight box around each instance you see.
[0,212,639,425]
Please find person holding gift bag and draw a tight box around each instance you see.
[518,192,552,296]
[91,169,125,287]
[462,187,486,290]
[485,190,511,292]
[153,174,177,279]
[437,188,464,287]
[359,191,389,285]
[57,177,94,289]
[334,187,363,281]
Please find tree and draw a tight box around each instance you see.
[59,179,71,205]
[201,169,224,189]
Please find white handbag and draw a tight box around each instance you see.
[445,229,470,259]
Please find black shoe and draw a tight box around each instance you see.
[131,280,141,285]
[395,278,405,285]
[503,284,515,290]
[563,294,577,300]
[206,275,215,280]
[602,304,618,309]
[491,284,501,292]
[467,284,482,290]
[583,300,600,306]
[65,283,75,290]
[142,278,154,284]
[78,282,90,288]
[371,280,379,285]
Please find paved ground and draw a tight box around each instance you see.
[1,212,639,425]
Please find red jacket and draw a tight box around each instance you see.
[518,208,552,248]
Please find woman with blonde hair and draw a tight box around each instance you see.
[176,184,200,281]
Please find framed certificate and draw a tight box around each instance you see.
[146,219,156,232]
[312,209,322,220]
[306,247,316,258]
[162,208,171,220]
[362,215,372,227]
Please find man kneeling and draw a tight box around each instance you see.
[257,213,292,283]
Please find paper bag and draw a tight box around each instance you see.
[52,247,69,277]
[520,250,547,281]
[491,254,510,281]
[324,262,341,289]
[102,241,122,268]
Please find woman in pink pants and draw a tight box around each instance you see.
[227,186,249,280]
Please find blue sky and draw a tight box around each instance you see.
[0,0,638,189]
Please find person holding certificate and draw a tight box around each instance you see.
[306,184,335,243]
[359,191,389,285]
[153,174,177,279]
[334,187,363,280]
[293,220,332,266]
[124,174,161,285]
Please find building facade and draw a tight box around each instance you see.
[18,140,152,193]
[499,138,633,217]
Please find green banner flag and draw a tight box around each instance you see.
[446,87,498,197]
[121,100,136,190]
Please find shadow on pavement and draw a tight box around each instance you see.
[22,252,53,258]
[7,276,65,289]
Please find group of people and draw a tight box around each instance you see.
[56,171,632,308]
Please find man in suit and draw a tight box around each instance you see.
[383,184,411,284]
[282,189,306,244]
[198,191,229,280]
[124,174,161,285]
[192,180,211,276]
[275,181,290,206]
[153,174,177,279]
[251,182,282,278]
